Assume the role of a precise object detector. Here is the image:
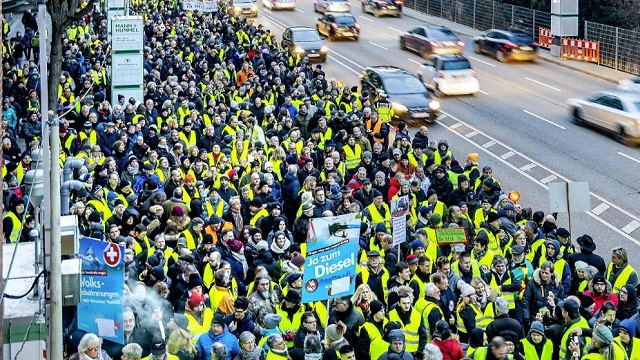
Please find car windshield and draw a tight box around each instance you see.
[633,102,640,112]
[335,16,355,25]
[292,30,321,42]
[442,59,471,71]
[383,75,426,95]
[429,28,458,41]
[234,0,253,4]
[511,33,534,45]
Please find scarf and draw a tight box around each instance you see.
[127,165,139,176]
[240,346,263,360]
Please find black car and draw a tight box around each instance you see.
[316,13,359,41]
[360,66,440,124]
[282,26,328,62]
[473,28,539,62]
[399,25,464,58]
[362,0,402,17]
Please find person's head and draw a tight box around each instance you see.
[123,310,136,333]
[78,333,102,358]
[121,343,143,360]
[389,329,405,354]
[339,345,356,360]
[266,334,286,351]
[333,295,351,313]
[489,336,508,360]
[398,292,412,312]
[600,301,617,323]
[494,297,509,316]
[302,311,317,331]
[233,297,250,320]
[210,314,226,336]
[619,319,636,344]
[458,252,472,272]
[539,261,553,283]
[611,246,627,266]
[560,299,580,321]
[239,331,257,353]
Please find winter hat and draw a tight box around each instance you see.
[107,191,118,202]
[434,320,451,340]
[150,266,165,280]
[370,300,384,316]
[187,292,204,308]
[172,206,184,216]
[593,324,613,344]
[188,273,204,289]
[325,324,344,343]
[88,211,101,223]
[291,253,305,268]
[429,214,442,226]
[592,273,606,285]
[264,313,282,329]
[529,321,545,336]
[213,313,225,326]
[623,284,637,301]
[406,254,419,265]
[172,314,189,330]
[460,284,476,297]
[620,319,636,337]
[256,240,269,252]
[228,239,244,253]
[411,240,425,250]
[239,331,256,345]
[487,212,501,223]
[389,329,405,343]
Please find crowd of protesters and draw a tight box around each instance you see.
[2,1,640,360]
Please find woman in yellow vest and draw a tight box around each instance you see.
[456,282,494,344]
[615,319,640,360]
[183,292,214,340]
[3,197,25,243]
[519,321,553,360]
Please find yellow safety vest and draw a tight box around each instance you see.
[361,320,388,359]
[79,130,98,146]
[209,286,234,313]
[456,302,493,332]
[415,298,443,340]
[250,208,269,228]
[521,337,553,360]
[389,307,422,353]
[365,203,391,231]
[433,150,452,165]
[472,249,496,271]
[205,200,225,218]
[614,336,640,360]
[471,347,513,360]
[181,229,201,251]
[361,268,390,303]
[185,309,214,339]
[489,273,516,310]
[606,262,636,294]
[342,144,362,171]
[559,317,591,360]
[410,273,427,300]
[4,211,21,243]
[276,305,305,348]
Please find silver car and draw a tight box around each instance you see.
[417,54,479,96]
[262,0,295,10]
[618,76,640,92]
[567,90,640,146]
[314,0,350,13]
[233,0,258,17]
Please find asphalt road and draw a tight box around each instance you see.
[252,0,640,269]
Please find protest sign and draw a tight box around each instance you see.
[183,0,219,12]
[435,227,468,245]
[390,195,409,246]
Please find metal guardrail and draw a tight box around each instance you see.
[585,21,640,75]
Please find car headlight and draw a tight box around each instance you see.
[429,100,440,111]
[320,46,328,53]
[252,5,258,10]
[392,102,407,112]
[294,46,305,53]
[234,6,241,10]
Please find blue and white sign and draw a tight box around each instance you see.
[302,213,361,303]
[78,237,125,344]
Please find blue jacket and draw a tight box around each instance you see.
[196,326,240,360]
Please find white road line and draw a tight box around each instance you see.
[465,131,478,138]
[369,41,388,50]
[327,55,362,76]
[438,110,640,247]
[450,123,463,129]
[501,151,514,160]
[540,175,557,184]
[359,15,373,22]
[388,26,402,33]
[479,90,489,95]
[408,58,421,65]
[523,110,566,130]
[520,163,537,171]
[622,220,640,234]
[328,49,365,69]
[467,56,496,68]
[618,152,640,165]
[591,203,610,215]
[525,77,562,92]
[296,8,305,13]
[482,140,496,148]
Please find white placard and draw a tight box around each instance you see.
[111,16,144,52]
[183,0,219,12]
[107,0,125,8]
[548,181,591,213]
[111,53,143,86]
[111,86,144,107]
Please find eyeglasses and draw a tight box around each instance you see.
[305,320,317,324]
[87,347,99,352]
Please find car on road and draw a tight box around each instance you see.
[473,28,538,62]
[399,26,464,58]
[360,65,440,124]
[262,0,295,10]
[281,26,328,62]
[233,0,259,17]
[314,0,350,13]
[618,76,640,92]
[316,13,359,41]
[567,90,640,146]
[362,0,402,17]
[417,54,479,96]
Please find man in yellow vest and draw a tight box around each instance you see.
[355,251,390,306]
[358,299,388,360]
[615,319,640,360]
[519,321,553,360]
[276,291,305,349]
[249,198,269,228]
[388,292,427,357]
[3,197,24,243]
[557,298,590,360]
[364,190,391,232]
[606,247,638,294]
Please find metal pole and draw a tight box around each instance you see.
[473,0,476,29]
[532,11,536,39]
[49,113,63,360]
[492,1,495,29]
[511,6,514,28]
[615,26,619,71]
[566,182,573,243]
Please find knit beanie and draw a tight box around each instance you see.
[370,300,384,316]
[264,313,282,329]
[593,324,613,344]
[529,321,545,336]
[325,324,344,342]
[621,319,636,337]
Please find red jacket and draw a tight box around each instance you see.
[431,338,465,360]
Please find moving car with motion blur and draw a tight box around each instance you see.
[233,0,259,17]
[567,90,640,146]
[316,13,359,41]
[473,28,538,62]
[360,66,440,124]
[399,25,464,58]
[362,0,402,17]
[417,54,479,96]
[281,26,328,62]
[262,0,295,10]
[618,76,640,92]
[314,0,350,13]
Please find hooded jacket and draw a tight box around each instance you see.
[521,268,565,323]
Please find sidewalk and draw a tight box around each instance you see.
[402,8,634,84]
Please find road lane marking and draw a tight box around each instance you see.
[450,123,463,129]
[540,175,557,184]
[468,56,496,67]
[359,15,373,22]
[328,49,365,69]
[618,152,640,164]
[520,163,537,171]
[622,220,640,234]
[465,131,478,138]
[501,151,514,159]
[592,203,610,215]
[482,140,495,148]
[437,110,640,247]
[327,55,362,76]
[369,41,388,50]
[479,90,489,95]
[523,110,566,130]
[388,26,402,33]
[408,58,421,65]
[525,77,562,92]
[296,8,305,13]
